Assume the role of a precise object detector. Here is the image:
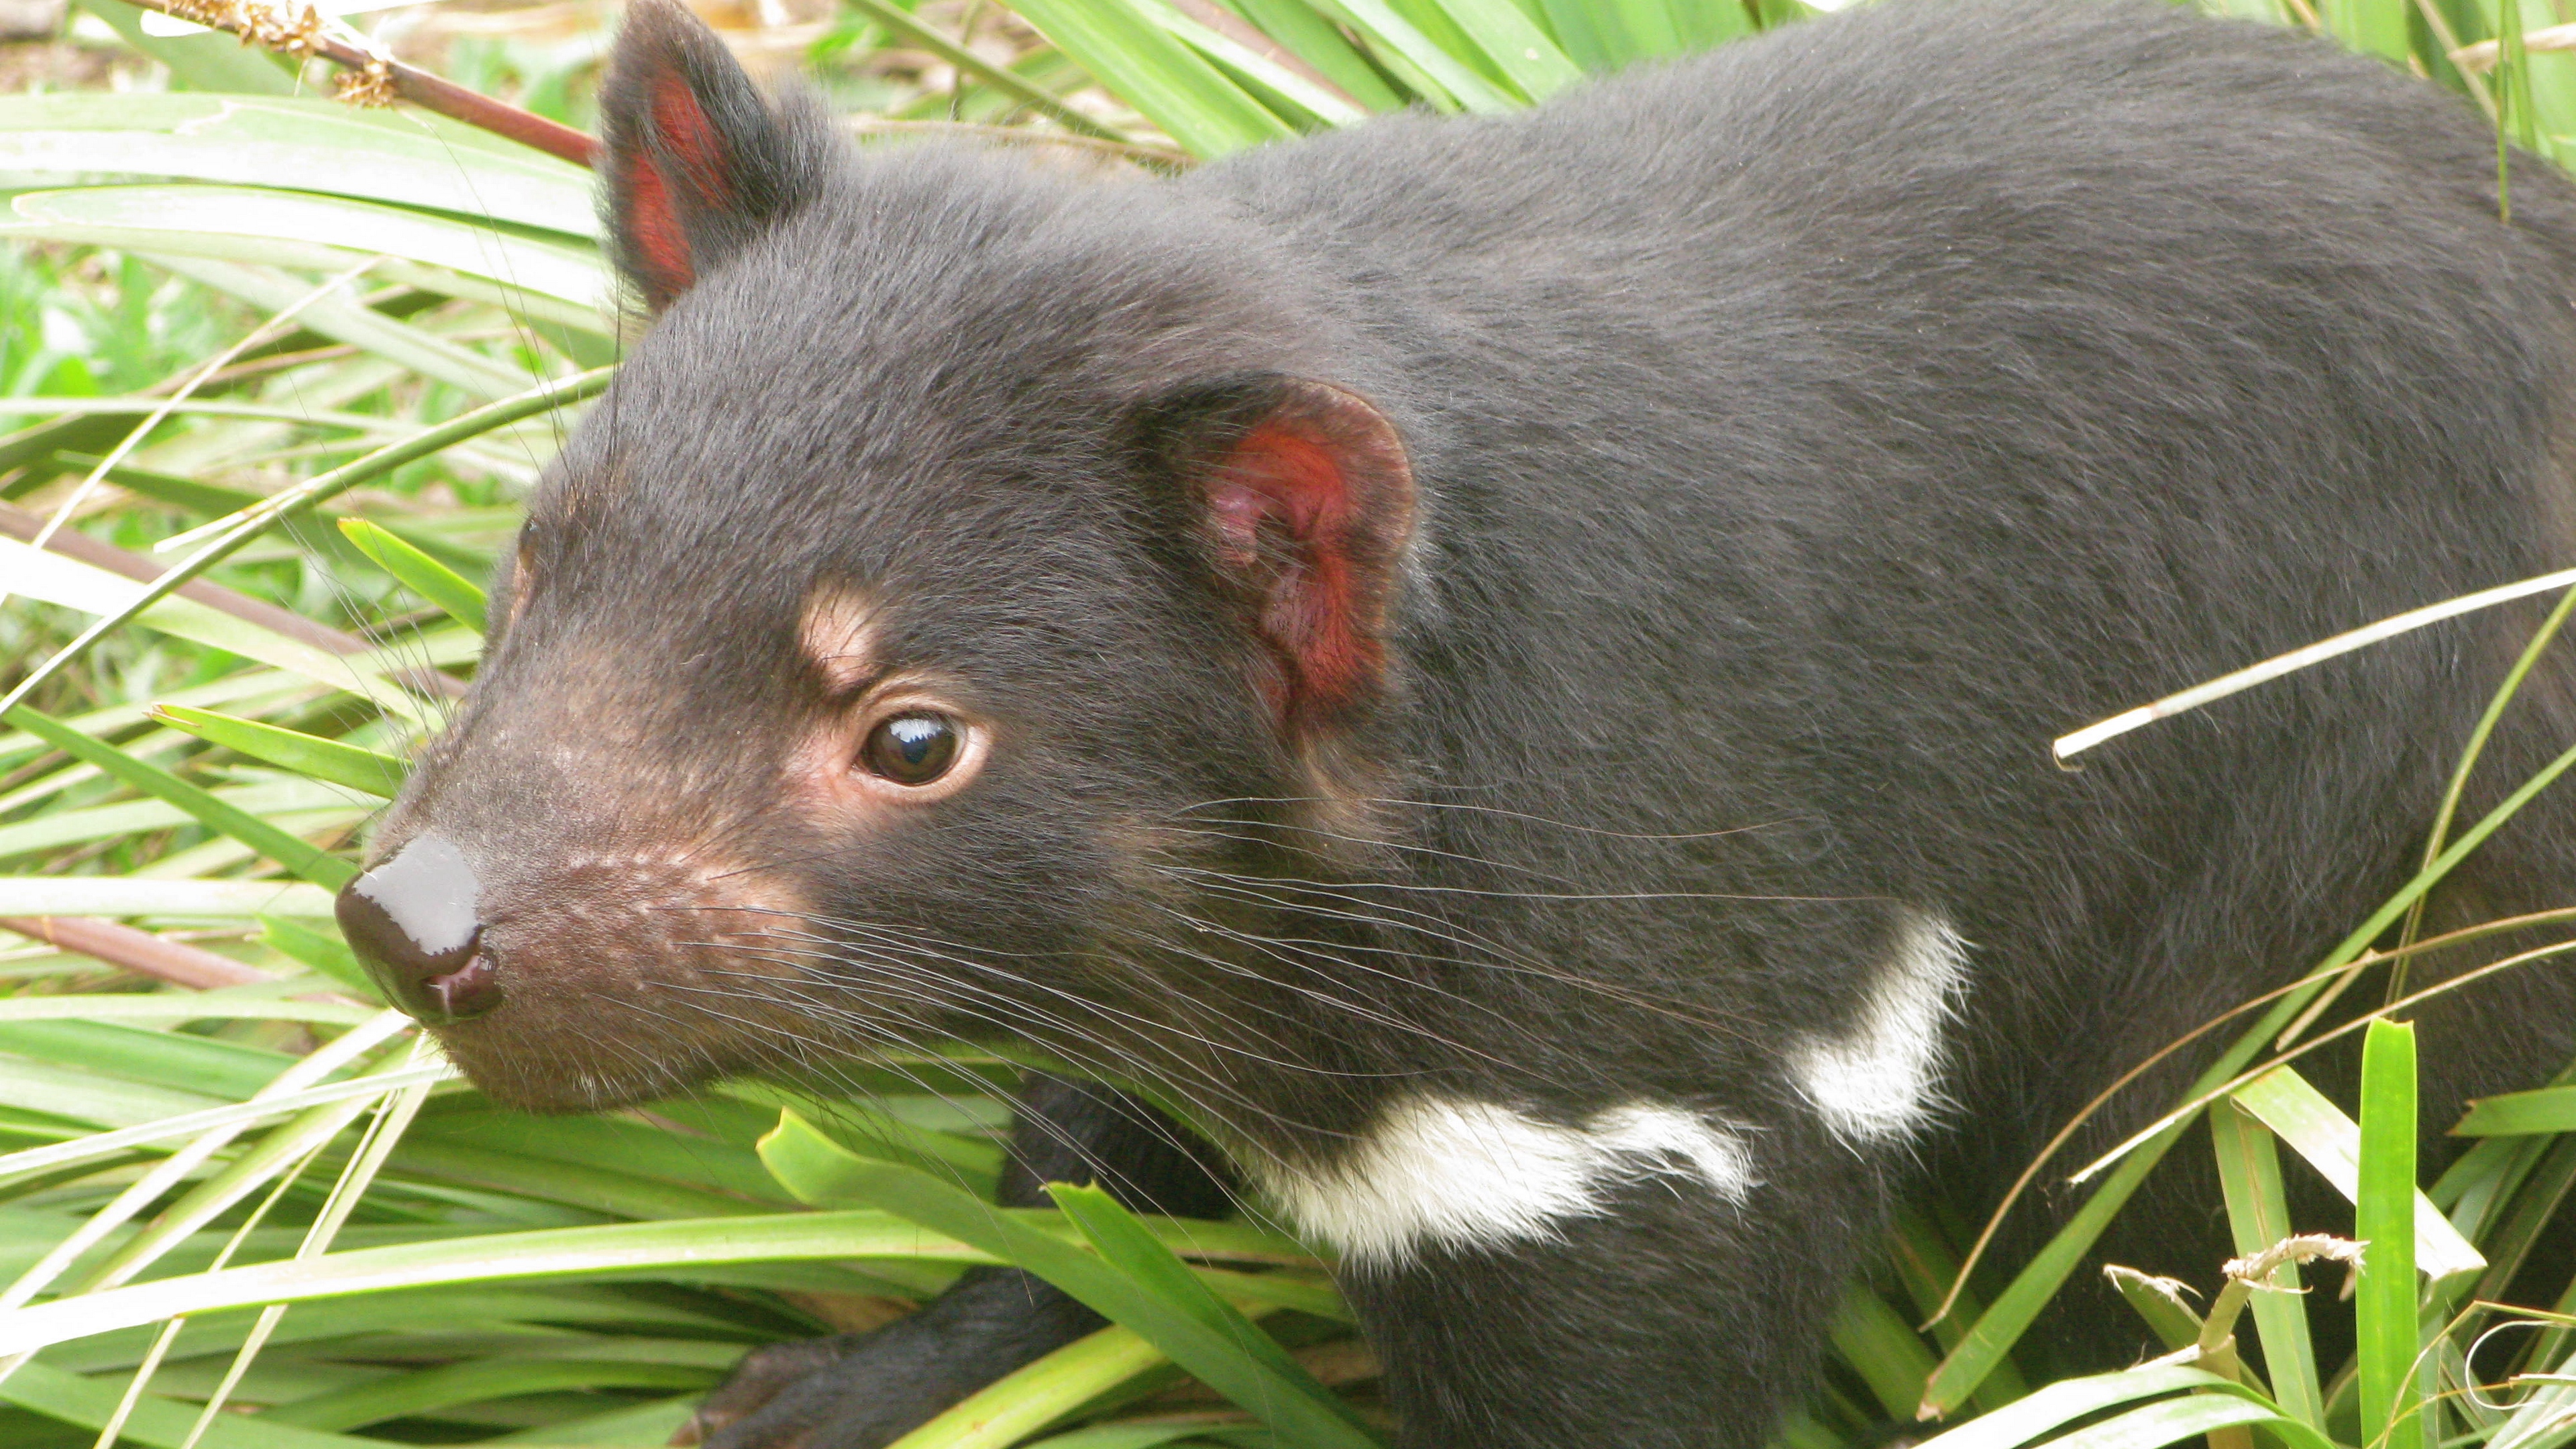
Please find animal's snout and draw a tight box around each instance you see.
[337,833,501,1024]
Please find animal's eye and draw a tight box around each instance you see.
[860,712,963,786]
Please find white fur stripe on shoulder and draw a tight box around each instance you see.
[1253,1095,1757,1267]
[1791,908,1968,1145]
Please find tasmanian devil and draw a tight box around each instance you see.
[334,0,2576,1443]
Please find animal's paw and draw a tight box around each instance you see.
[669,1269,1102,1449]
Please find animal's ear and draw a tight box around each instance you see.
[598,0,828,312]
[1166,379,1417,730]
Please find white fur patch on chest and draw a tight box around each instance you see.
[1253,1096,1756,1267]
[1790,908,1968,1145]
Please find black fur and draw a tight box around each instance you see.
[345,1,2576,1444]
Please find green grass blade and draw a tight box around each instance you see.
[150,704,409,800]
[2388,582,2576,981]
[257,916,378,996]
[386,1136,784,1221]
[2454,1086,2576,1136]
[1597,0,1688,59]
[0,1015,409,1334]
[478,1393,703,1446]
[757,1114,1378,1448]
[336,518,488,635]
[2358,1019,2424,1449]
[720,1081,1006,1191]
[0,1016,299,1099]
[5,539,432,721]
[1307,0,1522,110]
[2104,1267,2203,1352]
[0,1064,441,1185]
[0,993,372,1025]
[69,0,295,95]
[757,1110,1336,1316]
[0,1356,381,1449]
[1141,0,1372,125]
[144,253,534,402]
[887,1326,1175,1449]
[0,704,354,890]
[265,1357,716,1431]
[1915,1365,2240,1449]
[0,878,335,918]
[2063,727,2576,1186]
[1008,0,1301,156]
[1885,1209,2027,1410]
[1229,0,1406,108]
[401,1108,794,1207]
[2209,1099,2324,1428]
[1049,1182,1366,1428]
[74,1091,382,1296]
[1933,718,2576,1413]
[1829,1283,1939,1420]
[2459,1134,2576,1320]
[0,91,594,235]
[3,186,606,314]
[841,0,1142,142]
[0,1213,979,1357]
[2324,0,2412,62]
[1676,0,1759,47]
[1400,0,1583,99]
[2046,1391,2334,1449]
[1534,0,1617,69]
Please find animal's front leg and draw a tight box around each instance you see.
[1360,1151,1878,1446]
[675,1075,1233,1448]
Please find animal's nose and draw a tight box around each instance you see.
[335,833,501,1023]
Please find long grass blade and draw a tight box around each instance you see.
[2209,1099,2325,1428]
[2359,1020,2425,1449]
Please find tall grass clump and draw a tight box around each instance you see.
[6,0,2576,1444]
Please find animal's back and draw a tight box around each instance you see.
[1201,0,2576,1208]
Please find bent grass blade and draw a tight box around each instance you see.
[1050,1181,1358,1417]
[95,1125,326,1449]
[2045,1391,2336,1449]
[335,519,486,635]
[757,1111,1378,1448]
[2231,1064,2482,1285]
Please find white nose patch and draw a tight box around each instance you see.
[1252,1095,1757,1267]
[1790,908,1968,1146]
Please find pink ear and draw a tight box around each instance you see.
[599,0,815,312]
[1201,382,1416,726]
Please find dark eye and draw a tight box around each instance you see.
[860,712,962,786]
